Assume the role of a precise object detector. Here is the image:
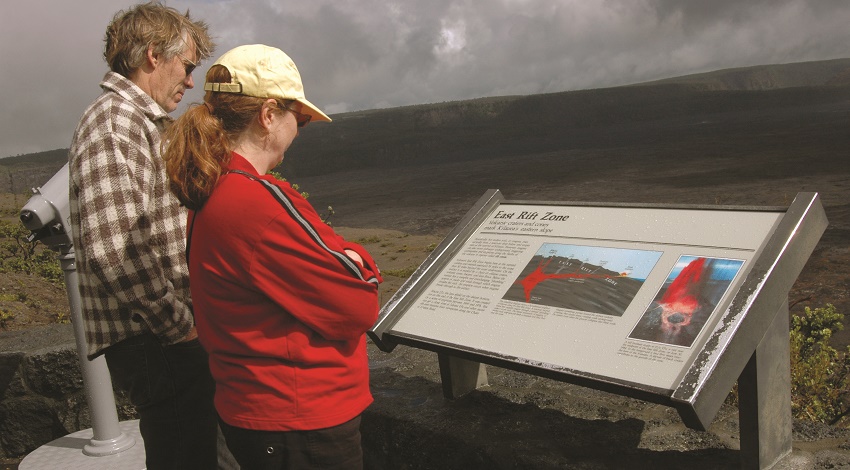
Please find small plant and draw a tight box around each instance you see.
[0,309,14,329]
[321,205,334,226]
[383,266,417,278]
[790,304,850,425]
[354,236,382,245]
[425,243,437,252]
[55,310,70,324]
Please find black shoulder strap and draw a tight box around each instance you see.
[227,169,259,181]
[185,209,197,263]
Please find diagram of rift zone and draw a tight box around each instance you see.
[502,253,647,317]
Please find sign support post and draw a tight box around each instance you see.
[737,300,792,469]
[438,353,488,399]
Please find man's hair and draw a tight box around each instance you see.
[104,1,214,77]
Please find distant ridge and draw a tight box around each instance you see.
[0,149,67,167]
[0,149,67,194]
[635,58,850,90]
[279,57,850,178]
[4,57,850,187]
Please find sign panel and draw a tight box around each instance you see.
[385,202,782,391]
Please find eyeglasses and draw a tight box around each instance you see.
[177,54,197,76]
[284,102,312,128]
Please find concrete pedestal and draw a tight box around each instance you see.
[19,420,145,469]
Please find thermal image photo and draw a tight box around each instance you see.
[501,243,662,317]
[629,255,745,347]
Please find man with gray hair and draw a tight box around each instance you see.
[68,3,226,468]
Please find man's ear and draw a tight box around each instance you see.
[145,45,159,70]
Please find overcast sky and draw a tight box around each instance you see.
[2,0,850,158]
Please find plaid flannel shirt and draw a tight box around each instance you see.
[69,72,193,359]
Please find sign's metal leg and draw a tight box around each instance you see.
[737,300,792,470]
[438,353,488,399]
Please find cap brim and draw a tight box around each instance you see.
[296,98,332,123]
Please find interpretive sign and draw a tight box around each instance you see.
[370,189,826,468]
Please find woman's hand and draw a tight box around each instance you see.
[345,249,364,267]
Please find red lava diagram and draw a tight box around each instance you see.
[501,243,662,317]
[629,255,744,347]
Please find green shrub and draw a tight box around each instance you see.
[790,304,850,425]
[0,219,37,259]
[32,250,64,282]
[0,220,63,283]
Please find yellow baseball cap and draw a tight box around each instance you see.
[204,44,331,123]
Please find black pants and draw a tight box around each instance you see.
[219,416,363,470]
[105,333,219,470]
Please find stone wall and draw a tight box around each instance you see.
[0,324,139,460]
[0,324,94,457]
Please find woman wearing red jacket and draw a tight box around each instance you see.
[163,44,382,470]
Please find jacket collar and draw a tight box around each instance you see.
[100,71,171,123]
[228,152,262,176]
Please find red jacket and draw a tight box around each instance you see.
[188,153,382,431]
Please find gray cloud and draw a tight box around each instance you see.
[2,0,849,158]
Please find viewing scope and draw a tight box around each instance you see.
[19,163,72,249]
